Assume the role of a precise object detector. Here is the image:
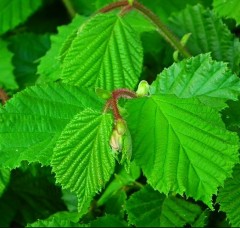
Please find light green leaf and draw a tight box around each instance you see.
[27,211,85,227]
[168,4,240,73]
[213,0,240,25]
[0,0,42,35]
[0,83,103,168]
[90,214,128,227]
[51,109,115,212]
[150,54,240,109]
[125,185,202,227]
[123,10,155,34]
[37,15,86,84]
[217,164,240,227]
[0,40,18,90]
[0,168,10,197]
[9,33,50,88]
[126,95,239,208]
[61,13,143,90]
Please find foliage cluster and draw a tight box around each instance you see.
[0,0,240,227]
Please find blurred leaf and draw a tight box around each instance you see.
[0,40,18,90]
[218,164,240,227]
[0,163,66,227]
[0,168,10,197]
[8,33,50,88]
[90,214,128,227]
[213,0,240,25]
[168,4,240,73]
[37,15,86,83]
[0,0,42,35]
[126,185,202,227]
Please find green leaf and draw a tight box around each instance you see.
[0,83,103,168]
[0,0,42,35]
[0,40,18,90]
[61,13,143,90]
[213,0,240,25]
[125,185,202,227]
[61,189,78,212]
[8,33,50,88]
[0,168,10,197]
[37,15,86,84]
[126,95,239,208]
[150,54,240,109]
[217,164,240,227]
[51,109,115,212]
[192,209,210,227]
[27,211,84,227]
[97,162,140,207]
[139,0,210,23]
[168,4,240,73]
[0,163,66,227]
[90,214,128,227]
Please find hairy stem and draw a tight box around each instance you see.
[99,0,191,58]
[62,0,76,18]
[104,89,136,120]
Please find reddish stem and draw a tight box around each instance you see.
[0,89,9,105]
[112,89,136,100]
[104,88,136,120]
[99,0,191,58]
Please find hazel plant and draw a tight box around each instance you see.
[0,0,240,227]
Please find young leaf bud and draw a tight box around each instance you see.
[95,88,112,100]
[110,129,123,151]
[115,119,127,135]
[136,80,150,97]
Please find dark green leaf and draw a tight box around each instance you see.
[126,185,202,227]
[218,164,240,227]
[9,33,50,88]
[0,40,18,90]
[168,4,240,73]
